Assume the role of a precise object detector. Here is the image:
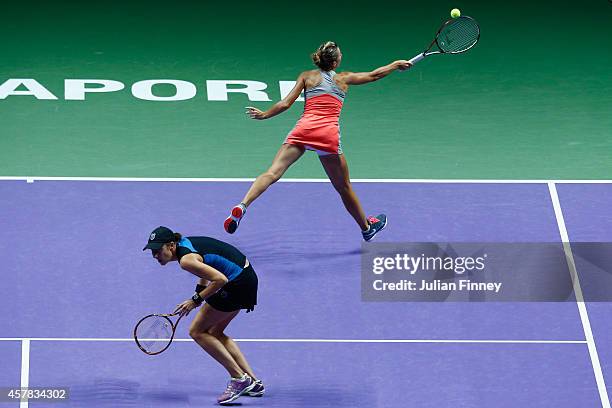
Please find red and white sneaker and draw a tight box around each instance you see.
[224,203,247,234]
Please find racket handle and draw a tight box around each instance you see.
[408,53,425,65]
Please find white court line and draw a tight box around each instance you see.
[548,182,611,408]
[0,176,612,184]
[20,339,30,408]
[0,337,587,344]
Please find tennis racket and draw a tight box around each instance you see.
[408,16,480,65]
[133,312,183,355]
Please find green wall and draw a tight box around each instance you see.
[1,0,610,178]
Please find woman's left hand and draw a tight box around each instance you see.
[245,106,266,120]
[174,299,198,317]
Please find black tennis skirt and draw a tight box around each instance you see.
[206,264,258,312]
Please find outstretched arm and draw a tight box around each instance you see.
[246,73,306,120]
[338,60,412,85]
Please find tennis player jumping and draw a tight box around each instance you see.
[143,226,264,405]
[224,41,411,241]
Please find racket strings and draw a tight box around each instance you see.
[438,18,479,53]
[135,316,173,353]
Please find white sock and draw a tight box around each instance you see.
[363,221,371,233]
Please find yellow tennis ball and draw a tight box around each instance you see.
[451,8,461,18]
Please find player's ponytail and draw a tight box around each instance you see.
[173,232,182,242]
[311,41,340,71]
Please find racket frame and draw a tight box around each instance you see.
[133,312,183,355]
[408,16,480,65]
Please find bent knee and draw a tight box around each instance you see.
[189,327,201,339]
[189,325,211,340]
[207,329,228,341]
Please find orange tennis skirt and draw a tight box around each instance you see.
[284,94,343,155]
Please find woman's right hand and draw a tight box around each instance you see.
[174,299,198,317]
[395,60,412,71]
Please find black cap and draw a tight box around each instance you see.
[143,226,175,251]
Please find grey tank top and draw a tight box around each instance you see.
[304,70,346,102]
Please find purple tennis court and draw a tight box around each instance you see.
[0,179,610,407]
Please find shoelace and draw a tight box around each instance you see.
[224,381,237,395]
[226,377,250,395]
[367,216,380,224]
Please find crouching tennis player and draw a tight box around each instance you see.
[143,226,263,405]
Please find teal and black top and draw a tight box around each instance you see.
[176,236,247,282]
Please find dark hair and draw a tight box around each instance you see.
[173,232,182,242]
[311,41,340,71]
